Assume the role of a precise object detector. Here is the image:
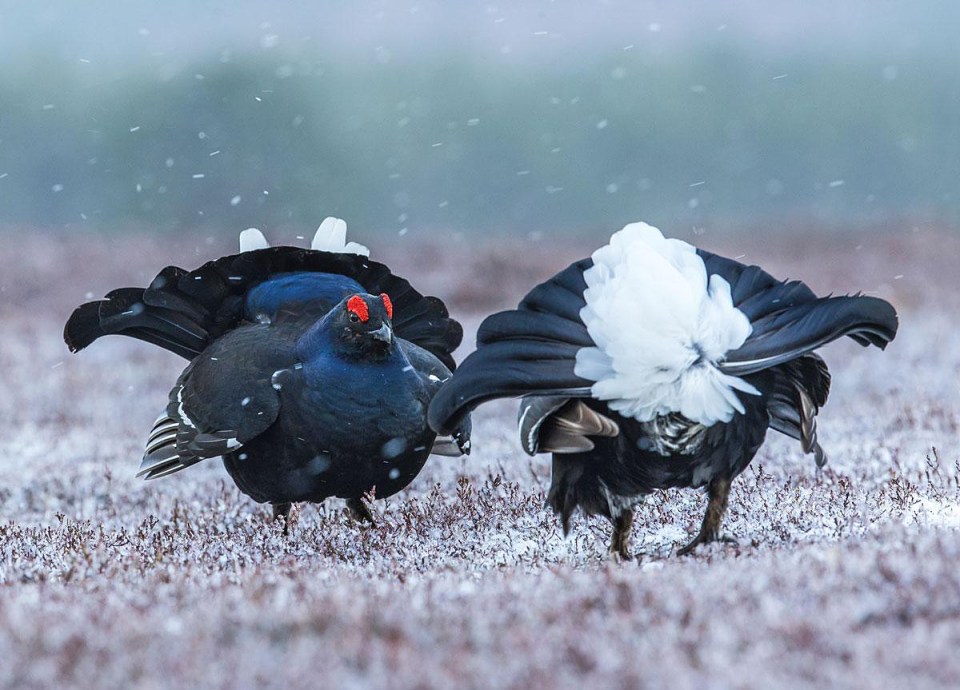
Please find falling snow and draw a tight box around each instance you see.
[1,231,959,688]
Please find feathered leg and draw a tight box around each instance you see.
[609,510,634,561]
[677,477,734,556]
[272,502,292,535]
[346,497,376,525]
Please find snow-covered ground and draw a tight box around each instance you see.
[1,228,958,689]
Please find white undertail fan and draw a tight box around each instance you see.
[240,217,370,256]
[574,222,758,426]
[238,228,270,252]
[428,222,898,440]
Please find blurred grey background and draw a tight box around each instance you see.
[0,0,957,238]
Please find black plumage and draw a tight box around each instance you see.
[66,242,470,529]
[429,243,897,557]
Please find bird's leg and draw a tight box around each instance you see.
[677,476,734,556]
[608,509,634,561]
[346,496,377,525]
[272,502,292,536]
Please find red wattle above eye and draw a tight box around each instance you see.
[346,295,369,322]
[380,293,393,320]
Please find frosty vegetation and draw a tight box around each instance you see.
[1,228,958,688]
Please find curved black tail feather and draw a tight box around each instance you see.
[720,295,898,376]
[428,259,593,435]
[65,246,463,370]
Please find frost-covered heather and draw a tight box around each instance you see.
[1,227,959,689]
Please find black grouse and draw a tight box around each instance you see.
[429,222,897,557]
[65,219,470,528]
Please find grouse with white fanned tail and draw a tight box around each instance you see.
[65,219,470,529]
[429,222,897,557]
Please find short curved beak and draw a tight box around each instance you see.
[370,322,392,343]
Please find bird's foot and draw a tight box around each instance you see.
[608,510,634,562]
[346,496,377,525]
[271,502,293,536]
[677,476,733,556]
[676,529,735,556]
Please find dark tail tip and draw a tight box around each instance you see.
[63,301,105,353]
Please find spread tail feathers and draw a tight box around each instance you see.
[65,230,462,370]
[63,281,210,360]
[311,217,370,256]
[431,225,898,436]
[428,260,594,435]
[720,295,898,376]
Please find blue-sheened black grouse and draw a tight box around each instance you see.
[65,219,470,528]
[429,222,897,557]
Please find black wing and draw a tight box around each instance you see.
[399,340,471,456]
[518,396,619,456]
[138,324,286,479]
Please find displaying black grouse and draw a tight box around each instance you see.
[429,222,897,557]
[65,219,470,528]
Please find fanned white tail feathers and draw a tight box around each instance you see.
[311,217,370,256]
[574,222,759,426]
[237,218,370,256]
[239,228,270,252]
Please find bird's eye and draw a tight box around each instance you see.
[348,313,360,324]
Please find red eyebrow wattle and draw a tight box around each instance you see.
[380,293,393,320]
[347,295,369,322]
